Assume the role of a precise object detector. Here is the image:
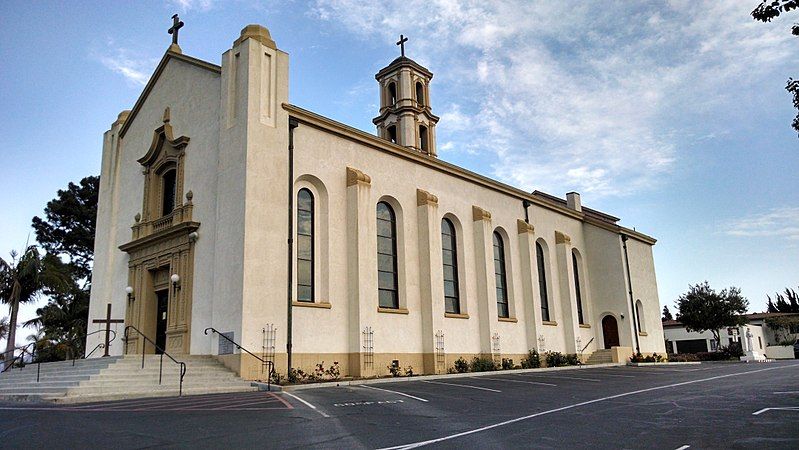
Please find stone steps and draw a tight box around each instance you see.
[0,354,259,403]
[586,349,613,365]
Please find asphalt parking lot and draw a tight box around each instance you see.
[1,361,797,449]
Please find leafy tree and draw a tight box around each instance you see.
[766,286,799,313]
[676,281,749,351]
[0,316,8,341]
[662,305,673,321]
[752,1,799,137]
[27,176,98,361]
[0,247,64,362]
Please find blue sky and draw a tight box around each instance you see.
[1,1,797,342]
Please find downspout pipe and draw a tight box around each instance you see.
[522,199,531,223]
[287,117,299,374]
[621,234,641,354]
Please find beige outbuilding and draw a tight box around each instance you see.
[87,23,666,379]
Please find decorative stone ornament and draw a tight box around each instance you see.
[472,205,491,222]
[416,189,438,207]
[346,167,371,187]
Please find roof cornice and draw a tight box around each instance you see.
[284,103,656,245]
[118,50,221,139]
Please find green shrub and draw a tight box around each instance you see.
[521,350,541,369]
[501,358,515,370]
[695,351,730,361]
[453,357,470,373]
[721,343,744,359]
[543,352,580,367]
[667,353,698,362]
[470,356,498,372]
[387,362,402,377]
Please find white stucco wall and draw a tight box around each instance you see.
[88,27,664,375]
[88,55,221,356]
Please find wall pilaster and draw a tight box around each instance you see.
[416,189,444,373]
[472,205,498,356]
[555,231,578,353]
[346,167,374,377]
[517,219,540,353]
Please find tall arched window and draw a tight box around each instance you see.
[536,242,550,322]
[388,82,397,105]
[387,125,398,144]
[636,299,645,333]
[161,168,177,216]
[377,202,399,309]
[297,188,314,302]
[416,82,425,106]
[441,218,460,314]
[493,231,509,318]
[419,125,429,153]
[572,251,585,324]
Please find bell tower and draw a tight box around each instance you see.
[373,35,440,157]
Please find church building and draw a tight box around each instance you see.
[87,21,666,379]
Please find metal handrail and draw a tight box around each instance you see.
[204,327,273,391]
[580,337,595,354]
[72,329,118,366]
[1,342,36,374]
[124,325,187,396]
[2,329,120,382]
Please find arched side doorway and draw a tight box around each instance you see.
[602,315,620,349]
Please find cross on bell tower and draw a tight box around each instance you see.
[168,14,184,53]
[396,34,408,57]
[373,36,440,157]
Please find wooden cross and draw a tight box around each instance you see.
[396,34,408,57]
[92,303,124,357]
[168,14,184,45]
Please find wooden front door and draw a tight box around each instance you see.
[602,315,620,349]
[155,290,169,354]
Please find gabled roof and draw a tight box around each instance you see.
[118,49,221,139]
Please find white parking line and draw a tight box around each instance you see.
[524,374,601,382]
[474,376,556,387]
[283,392,330,418]
[752,406,799,416]
[773,391,799,394]
[361,384,429,402]
[379,363,799,449]
[421,380,501,393]
[588,370,635,378]
[675,445,690,450]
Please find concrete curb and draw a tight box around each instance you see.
[280,362,626,392]
[626,362,702,366]
[251,382,282,392]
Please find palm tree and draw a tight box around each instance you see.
[0,316,8,342]
[0,246,53,363]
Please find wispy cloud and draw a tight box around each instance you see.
[310,0,795,198]
[724,207,799,240]
[94,44,159,87]
[168,0,215,12]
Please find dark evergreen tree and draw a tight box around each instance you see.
[662,305,673,321]
[766,287,799,313]
[27,176,98,361]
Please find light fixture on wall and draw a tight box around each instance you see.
[620,313,625,320]
[188,231,199,242]
[171,274,181,292]
[125,286,135,303]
